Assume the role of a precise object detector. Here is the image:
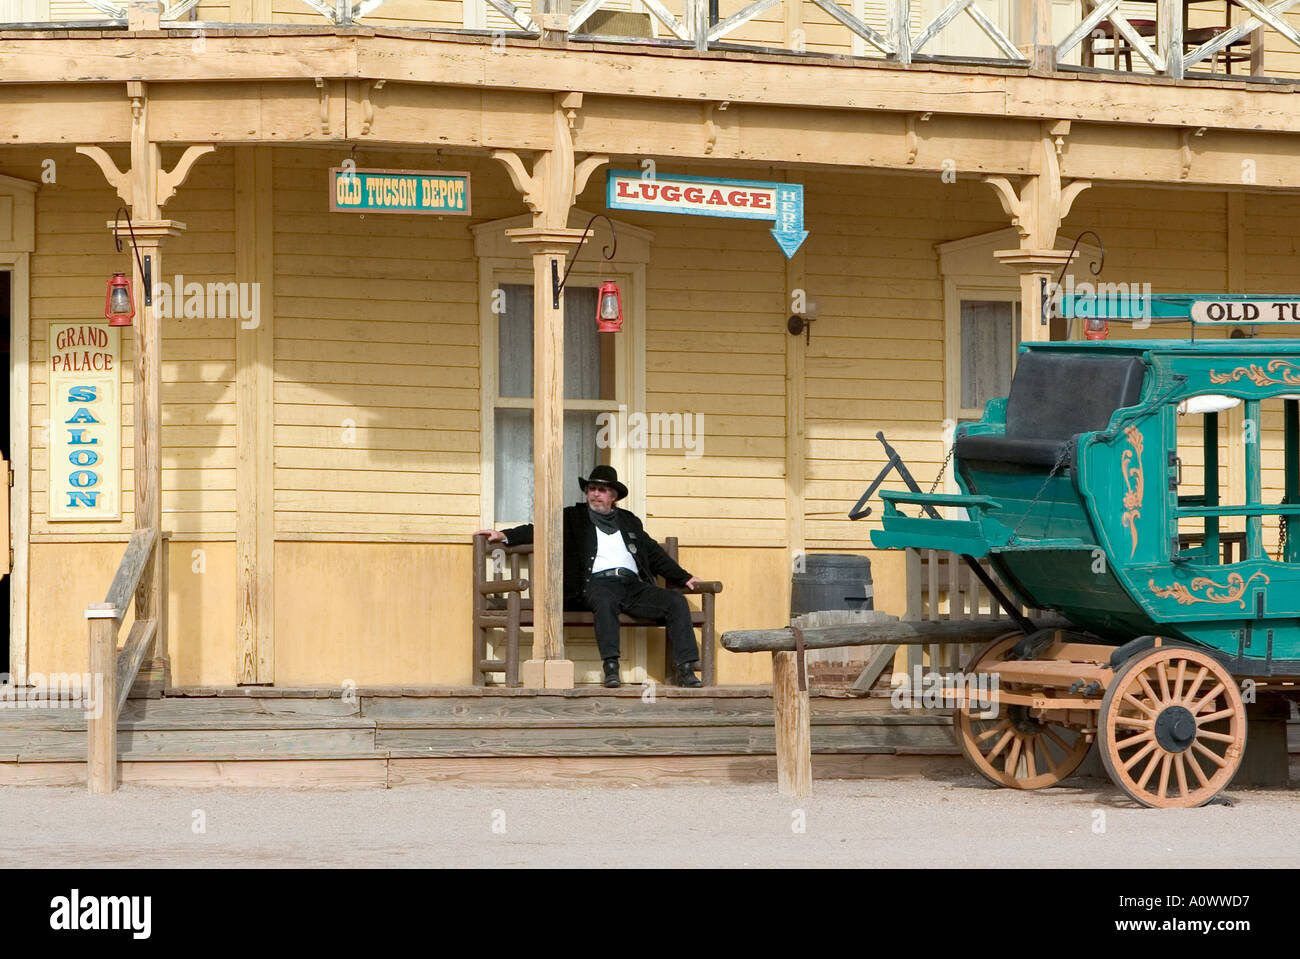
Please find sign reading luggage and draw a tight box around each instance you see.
[48,322,121,521]
[1190,299,1300,324]
[606,170,807,258]
[330,168,471,215]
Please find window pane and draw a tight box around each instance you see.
[494,409,533,521]
[961,300,1015,410]
[498,283,534,399]
[564,287,608,400]
[493,409,608,522]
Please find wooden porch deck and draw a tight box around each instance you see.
[0,684,974,788]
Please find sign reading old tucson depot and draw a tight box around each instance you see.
[330,168,471,215]
[48,322,121,521]
[606,170,807,257]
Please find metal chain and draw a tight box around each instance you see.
[928,443,956,495]
[1006,444,1072,545]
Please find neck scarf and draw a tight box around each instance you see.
[588,506,619,535]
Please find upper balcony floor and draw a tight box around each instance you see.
[5,0,1300,85]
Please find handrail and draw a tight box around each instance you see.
[86,528,169,794]
[103,527,158,617]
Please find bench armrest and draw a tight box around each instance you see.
[679,581,723,594]
[477,578,529,595]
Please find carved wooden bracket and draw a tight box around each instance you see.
[493,94,608,228]
[76,146,133,208]
[361,79,386,136]
[904,112,931,165]
[1180,127,1206,180]
[983,122,1091,249]
[315,78,331,136]
[76,143,216,213]
[704,101,730,155]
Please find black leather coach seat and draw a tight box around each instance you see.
[954,352,1146,467]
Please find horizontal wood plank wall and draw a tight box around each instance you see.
[271,148,520,540]
[600,164,788,549]
[802,173,1006,552]
[26,146,237,539]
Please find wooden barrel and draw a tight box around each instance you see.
[790,554,872,616]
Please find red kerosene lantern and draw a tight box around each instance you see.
[596,280,623,333]
[1083,316,1109,341]
[104,272,136,327]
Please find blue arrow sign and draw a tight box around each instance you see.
[607,170,808,258]
[771,183,807,258]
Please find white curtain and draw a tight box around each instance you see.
[961,299,1017,410]
[495,285,605,523]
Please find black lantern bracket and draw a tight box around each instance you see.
[1046,229,1105,331]
[113,207,153,307]
[553,214,617,309]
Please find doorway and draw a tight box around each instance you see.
[0,268,9,678]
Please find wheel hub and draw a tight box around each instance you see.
[1008,705,1042,736]
[1154,705,1197,753]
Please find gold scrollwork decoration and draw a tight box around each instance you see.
[1148,571,1270,609]
[1208,359,1300,387]
[1120,425,1144,557]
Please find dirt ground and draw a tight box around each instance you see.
[2,772,1295,869]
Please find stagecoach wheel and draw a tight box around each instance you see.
[1099,645,1246,809]
[953,633,1093,791]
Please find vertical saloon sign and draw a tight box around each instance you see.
[48,323,121,521]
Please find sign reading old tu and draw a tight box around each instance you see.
[606,170,807,257]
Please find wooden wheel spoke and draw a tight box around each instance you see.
[1196,707,1235,725]
[1157,662,1172,703]
[975,719,1012,745]
[1135,749,1162,790]
[1122,692,1158,717]
[1192,740,1228,768]
[1196,729,1238,744]
[1121,738,1158,772]
[1043,728,1072,753]
[986,727,1016,761]
[1172,659,1188,704]
[1181,666,1209,706]
[1137,672,1165,708]
[1024,737,1038,778]
[1190,682,1226,716]
[1005,736,1023,777]
[1040,737,1062,775]
[1173,752,1190,798]
[1157,752,1172,799]
[1114,728,1154,751]
[1115,714,1153,729]
[1185,749,1210,786]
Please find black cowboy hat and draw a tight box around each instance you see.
[579,465,628,501]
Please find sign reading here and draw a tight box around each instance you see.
[48,323,121,521]
[1190,299,1300,324]
[330,168,471,215]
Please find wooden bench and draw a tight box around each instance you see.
[472,533,722,687]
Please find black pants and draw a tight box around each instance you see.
[582,578,700,666]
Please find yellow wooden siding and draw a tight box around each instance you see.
[271,148,522,538]
[595,163,789,548]
[803,174,1006,549]
[26,147,236,538]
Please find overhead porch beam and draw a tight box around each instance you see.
[2,34,1300,134]
[14,80,1300,191]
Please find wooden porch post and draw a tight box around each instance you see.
[1016,0,1056,72]
[506,227,587,689]
[78,81,214,685]
[492,95,608,689]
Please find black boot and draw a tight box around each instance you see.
[603,657,621,688]
[674,661,703,688]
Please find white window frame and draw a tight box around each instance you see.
[473,210,653,528]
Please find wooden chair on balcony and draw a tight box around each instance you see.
[1183,25,1254,74]
[472,533,721,687]
[1082,18,1159,71]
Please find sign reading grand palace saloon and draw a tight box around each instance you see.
[606,170,807,257]
[330,168,471,215]
[48,323,121,521]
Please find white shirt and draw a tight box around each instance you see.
[591,527,638,575]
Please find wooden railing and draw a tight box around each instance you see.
[86,527,169,794]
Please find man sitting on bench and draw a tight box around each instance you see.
[475,466,705,688]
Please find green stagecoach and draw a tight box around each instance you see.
[870,294,1300,807]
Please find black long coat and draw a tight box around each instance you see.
[502,503,692,608]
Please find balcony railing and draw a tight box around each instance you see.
[4,0,1300,82]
